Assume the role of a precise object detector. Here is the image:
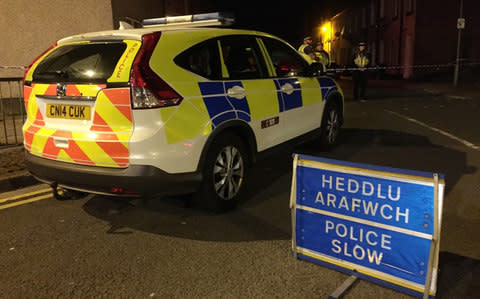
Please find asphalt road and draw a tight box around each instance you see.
[1,83,479,298]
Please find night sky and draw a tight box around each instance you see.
[206,0,352,46]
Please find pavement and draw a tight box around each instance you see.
[0,78,479,194]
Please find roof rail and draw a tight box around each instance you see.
[142,12,234,28]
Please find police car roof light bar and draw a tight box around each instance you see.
[142,12,234,28]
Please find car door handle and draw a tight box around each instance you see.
[227,85,246,100]
[280,83,294,95]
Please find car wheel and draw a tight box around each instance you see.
[320,101,340,148]
[196,133,248,212]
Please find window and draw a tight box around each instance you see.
[362,8,366,28]
[262,37,308,77]
[174,39,221,80]
[380,0,385,19]
[406,0,414,15]
[379,39,385,64]
[219,36,267,80]
[33,42,127,83]
[393,0,399,19]
[370,41,376,66]
[370,1,376,25]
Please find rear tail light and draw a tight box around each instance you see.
[130,32,183,109]
[24,42,58,85]
[109,187,137,195]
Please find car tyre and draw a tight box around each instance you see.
[320,101,340,149]
[195,133,248,212]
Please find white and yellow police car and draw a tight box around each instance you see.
[23,13,344,210]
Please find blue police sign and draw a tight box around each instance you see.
[290,154,444,298]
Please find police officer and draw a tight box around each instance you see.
[314,42,330,67]
[353,42,370,101]
[298,36,315,63]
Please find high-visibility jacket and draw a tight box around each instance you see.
[315,50,330,67]
[298,44,314,64]
[354,50,369,68]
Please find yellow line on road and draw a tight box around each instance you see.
[0,188,51,204]
[0,194,52,210]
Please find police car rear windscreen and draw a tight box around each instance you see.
[33,42,127,83]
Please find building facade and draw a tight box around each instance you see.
[321,0,480,79]
[0,0,199,78]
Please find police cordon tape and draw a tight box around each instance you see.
[1,61,479,72]
[0,66,27,70]
[326,61,480,72]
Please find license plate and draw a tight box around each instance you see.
[46,104,91,120]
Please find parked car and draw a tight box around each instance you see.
[22,13,344,211]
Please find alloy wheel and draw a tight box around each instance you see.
[213,145,244,200]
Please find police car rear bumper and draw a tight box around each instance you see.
[25,151,202,196]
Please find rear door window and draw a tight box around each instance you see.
[219,36,268,80]
[174,39,221,80]
[33,42,127,83]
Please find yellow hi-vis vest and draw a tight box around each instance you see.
[354,54,369,68]
[315,51,330,67]
[298,44,313,64]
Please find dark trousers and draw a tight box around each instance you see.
[353,71,367,99]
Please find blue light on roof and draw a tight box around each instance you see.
[142,12,234,27]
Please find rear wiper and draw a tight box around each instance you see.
[54,70,69,78]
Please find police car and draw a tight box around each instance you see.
[23,12,344,210]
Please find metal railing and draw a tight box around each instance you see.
[0,77,25,146]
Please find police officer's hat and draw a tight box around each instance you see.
[316,41,323,46]
[304,36,313,41]
[358,42,367,46]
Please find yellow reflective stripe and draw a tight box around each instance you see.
[71,132,117,166]
[217,40,229,79]
[22,123,30,137]
[107,40,141,83]
[31,128,56,154]
[242,80,279,120]
[115,133,132,143]
[26,92,38,123]
[299,78,322,106]
[257,38,275,77]
[57,149,74,163]
[75,85,104,97]
[161,99,211,144]
[95,92,132,133]
[27,84,49,122]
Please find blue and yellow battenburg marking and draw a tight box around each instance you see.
[274,78,302,111]
[317,77,338,100]
[198,77,337,129]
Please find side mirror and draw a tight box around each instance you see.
[306,62,326,77]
